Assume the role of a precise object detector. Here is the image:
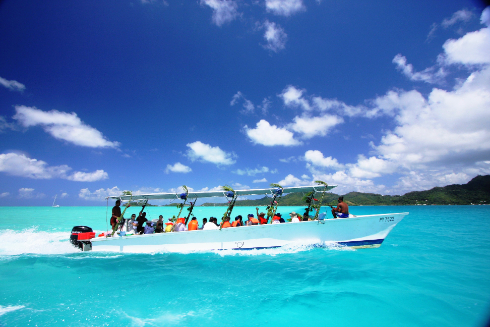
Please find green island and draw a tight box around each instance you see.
[200,175,490,207]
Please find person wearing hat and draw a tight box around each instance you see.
[144,221,155,234]
[164,218,174,233]
[255,207,268,224]
[290,212,300,223]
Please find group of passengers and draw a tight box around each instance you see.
[111,197,350,235]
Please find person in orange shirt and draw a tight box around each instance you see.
[221,216,232,228]
[188,217,199,231]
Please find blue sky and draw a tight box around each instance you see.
[1,0,490,205]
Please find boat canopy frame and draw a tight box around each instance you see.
[106,185,337,202]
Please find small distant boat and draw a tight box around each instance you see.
[52,195,60,208]
[70,184,408,252]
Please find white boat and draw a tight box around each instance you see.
[52,195,60,208]
[71,185,408,252]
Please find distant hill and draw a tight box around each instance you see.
[201,175,490,206]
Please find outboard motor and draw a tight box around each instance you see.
[70,226,94,251]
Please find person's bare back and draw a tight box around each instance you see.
[331,196,349,218]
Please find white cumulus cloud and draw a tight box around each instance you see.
[441,9,474,28]
[67,170,109,182]
[201,0,239,26]
[79,186,123,201]
[0,76,25,92]
[233,166,273,176]
[244,120,301,146]
[304,150,344,170]
[263,20,287,52]
[231,91,255,114]
[165,162,192,174]
[280,85,310,110]
[13,106,120,148]
[288,114,343,139]
[347,155,398,179]
[18,188,45,199]
[392,54,446,84]
[443,26,490,65]
[0,152,108,182]
[187,141,236,165]
[0,192,10,197]
[265,0,305,16]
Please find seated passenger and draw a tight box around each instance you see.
[232,215,243,227]
[199,218,207,230]
[290,212,300,223]
[172,217,186,232]
[188,217,199,231]
[277,213,285,223]
[331,196,350,218]
[164,219,174,233]
[221,216,232,228]
[144,221,155,234]
[127,213,136,232]
[155,215,164,233]
[246,214,259,226]
[256,207,268,224]
[272,215,280,224]
[203,218,219,230]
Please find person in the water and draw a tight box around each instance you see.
[331,196,349,218]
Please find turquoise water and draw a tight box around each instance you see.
[1,205,490,326]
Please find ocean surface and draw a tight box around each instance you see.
[0,205,489,326]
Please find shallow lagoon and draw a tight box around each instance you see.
[1,205,489,326]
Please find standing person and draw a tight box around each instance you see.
[331,196,349,218]
[155,215,164,233]
[111,200,121,231]
[136,212,148,234]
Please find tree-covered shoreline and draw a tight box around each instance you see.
[201,175,490,207]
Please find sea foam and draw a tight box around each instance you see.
[0,305,25,316]
[0,228,79,256]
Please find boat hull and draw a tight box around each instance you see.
[88,212,407,253]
